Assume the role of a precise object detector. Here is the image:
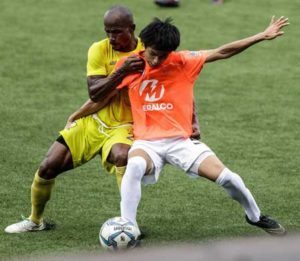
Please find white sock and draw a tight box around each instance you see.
[216,168,261,222]
[121,156,147,224]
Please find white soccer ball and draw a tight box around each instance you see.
[99,217,140,250]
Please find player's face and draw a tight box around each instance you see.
[144,47,170,67]
[104,23,134,52]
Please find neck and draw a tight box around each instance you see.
[124,37,138,52]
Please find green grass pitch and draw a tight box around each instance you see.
[0,0,299,259]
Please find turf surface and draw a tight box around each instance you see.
[0,0,299,259]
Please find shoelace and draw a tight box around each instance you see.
[260,216,277,226]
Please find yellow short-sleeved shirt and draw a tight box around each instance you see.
[87,38,144,127]
[60,38,144,174]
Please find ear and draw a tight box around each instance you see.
[131,23,136,32]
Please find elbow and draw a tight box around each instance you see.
[89,93,98,102]
[87,87,99,102]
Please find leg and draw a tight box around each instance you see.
[4,139,74,233]
[107,143,131,190]
[30,140,73,223]
[38,140,74,180]
[197,155,261,222]
[197,155,286,236]
[120,149,153,224]
[5,115,104,233]
[107,143,130,167]
[101,126,134,191]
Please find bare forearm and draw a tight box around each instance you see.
[215,33,264,60]
[205,16,289,63]
[88,56,145,102]
[67,99,98,122]
[206,33,265,62]
[67,95,114,122]
[88,69,127,102]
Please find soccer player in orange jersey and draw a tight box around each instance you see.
[114,17,289,236]
[4,6,200,235]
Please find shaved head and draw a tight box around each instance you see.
[103,5,137,52]
[104,5,134,27]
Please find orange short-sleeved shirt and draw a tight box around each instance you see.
[116,50,207,140]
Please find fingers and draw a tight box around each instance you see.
[122,56,145,73]
[270,15,275,25]
[125,56,144,65]
[128,58,145,69]
[273,16,289,28]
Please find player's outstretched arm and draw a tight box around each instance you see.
[64,93,116,129]
[204,16,289,63]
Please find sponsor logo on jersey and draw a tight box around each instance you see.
[143,103,174,111]
[139,79,174,111]
[189,51,201,56]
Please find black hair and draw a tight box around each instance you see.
[139,17,180,52]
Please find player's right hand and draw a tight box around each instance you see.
[263,16,289,40]
[119,56,145,75]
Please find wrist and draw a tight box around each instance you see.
[115,67,129,78]
[109,68,128,86]
[256,32,266,41]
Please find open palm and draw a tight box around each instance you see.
[263,16,289,40]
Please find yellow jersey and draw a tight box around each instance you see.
[87,38,144,126]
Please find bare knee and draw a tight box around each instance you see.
[38,158,59,179]
[38,141,73,179]
[108,143,130,167]
[198,155,225,181]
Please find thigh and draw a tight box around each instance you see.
[129,140,165,185]
[60,116,106,167]
[102,126,133,173]
[39,141,73,179]
[166,138,210,171]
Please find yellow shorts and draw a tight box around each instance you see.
[59,115,133,173]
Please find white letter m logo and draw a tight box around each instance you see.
[139,79,165,102]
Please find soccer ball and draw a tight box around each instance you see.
[99,217,140,250]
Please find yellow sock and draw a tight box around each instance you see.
[29,171,55,224]
[115,166,126,192]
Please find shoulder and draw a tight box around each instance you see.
[136,38,144,52]
[176,50,207,65]
[88,39,111,56]
[178,50,207,59]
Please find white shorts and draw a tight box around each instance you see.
[129,137,215,184]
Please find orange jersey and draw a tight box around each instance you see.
[116,51,207,140]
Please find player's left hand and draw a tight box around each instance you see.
[263,16,289,40]
[190,125,201,140]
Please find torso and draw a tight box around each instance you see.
[87,38,144,126]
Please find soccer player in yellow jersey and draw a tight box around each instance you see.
[4,5,145,233]
[5,5,201,234]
